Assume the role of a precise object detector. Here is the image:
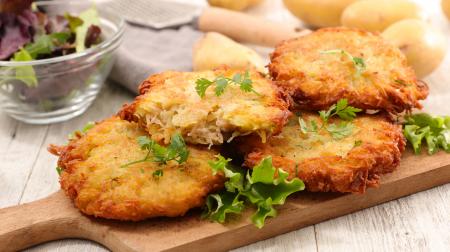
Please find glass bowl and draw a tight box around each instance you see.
[0,1,124,124]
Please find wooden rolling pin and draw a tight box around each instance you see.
[197,7,311,47]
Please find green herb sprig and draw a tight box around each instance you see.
[68,121,95,140]
[299,99,361,140]
[403,113,450,155]
[195,71,259,98]
[203,155,305,228]
[320,49,366,77]
[121,133,189,169]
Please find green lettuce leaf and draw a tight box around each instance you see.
[403,113,450,155]
[203,155,305,228]
[202,192,245,223]
[12,49,37,87]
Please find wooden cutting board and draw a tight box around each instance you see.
[1,150,449,252]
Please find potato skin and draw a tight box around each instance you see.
[382,19,447,78]
[341,0,424,32]
[269,27,428,113]
[48,117,225,221]
[237,113,405,193]
[443,0,450,20]
[119,69,290,145]
[283,0,357,28]
[192,32,266,73]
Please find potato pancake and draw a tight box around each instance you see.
[269,27,428,113]
[48,117,224,221]
[237,113,405,193]
[119,69,290,145]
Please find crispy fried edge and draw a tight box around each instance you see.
[239,115,406,193]
[48,117,225,221]
[118,69,291,139]
[269,27,429,113]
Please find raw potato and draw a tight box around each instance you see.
[443,0,450,20]
[283,0,357,28]
[341,0,425,32]
[207,0,263,11]
[382,19,447,78]
[193,32,266,73]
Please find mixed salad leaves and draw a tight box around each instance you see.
[0,1,102,62]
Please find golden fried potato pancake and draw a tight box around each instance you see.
[269,27,428,113]
[237,113,405,193]
[119,69,290,145]
[48,117,224,221]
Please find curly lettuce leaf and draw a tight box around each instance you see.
[203,155,305,228]
[403,113,450,155]
[202,192,245,223]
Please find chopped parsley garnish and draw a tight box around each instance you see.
[68,121,95,140]
[403,113,450,155]
[319,98,362,122]
[299,99,361,140]
[326,122,354,140]
[202,155,304,228]
[152,169,163,179]
[394,79,412,87]
[56,166,63,175]
[195,71,259,98]
[354,140,363,147]
[121,133,189,169]
[320,49,366,77]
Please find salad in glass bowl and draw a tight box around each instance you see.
[0,0,124,124]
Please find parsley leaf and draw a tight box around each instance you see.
[195,78,213,98]
[299,99,361,140]
[403,113,450,155]
[319,99,362,122]
[202,155,304,228]
[152,169,163,179]
[122,133,189,168]
[320,49,366,77]
[354,140,363,147]
[326,122,354,140]
[195,71,259,98]
[56,166,63,175]
[68,121,95,140]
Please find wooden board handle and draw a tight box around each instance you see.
[0,191,88,252]
[197,7,311,47]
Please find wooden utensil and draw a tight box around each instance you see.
[106,0,310,47]
[1,151,449,252]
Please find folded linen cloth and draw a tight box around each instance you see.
[109,24,202,94]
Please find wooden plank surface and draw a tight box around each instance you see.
[0,0,449,251]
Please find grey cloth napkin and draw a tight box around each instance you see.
[109,24,202,94]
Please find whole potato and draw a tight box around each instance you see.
[443,0,450,20]
[283,0,357,28]
[193,32,266,73]
[382,19,447,78]
[207,0,263,11]
[341,0,425,32]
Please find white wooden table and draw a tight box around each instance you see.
[1,0,450,251]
